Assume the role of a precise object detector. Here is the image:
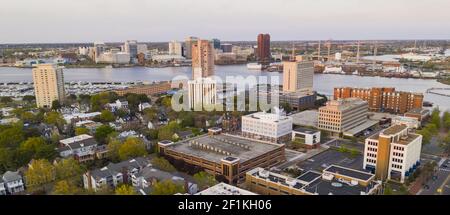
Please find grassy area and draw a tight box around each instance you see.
[438,77,450,85]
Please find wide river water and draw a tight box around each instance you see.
[0,65,449,111]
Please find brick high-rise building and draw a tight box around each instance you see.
[334,87,423,114]
[257,33,271,64]
[192,39,215,80]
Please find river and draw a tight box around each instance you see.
[0,65,449,111]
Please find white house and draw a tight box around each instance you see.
[58,134,99,162]
[1,171,25,194]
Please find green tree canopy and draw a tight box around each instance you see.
[75,127,90,135]
[94,125,115,144]
[98,110,115,122]
[0,123,25,148]
[118,137,148,161]
[25,159,56,188]
[151,179,185,195]
[54,158,84,180]
[17,137,56,166]
[151,157,176,172]
[193,171,218,190]
[107,139,122,162]
[115,184,137,195]
[44,111,66,130]
[52,180,80,195]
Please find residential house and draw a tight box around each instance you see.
[83,157,149,191]
[1,171,25,195]
[58,134,99,162]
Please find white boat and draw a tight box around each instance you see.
[247,63,262,70]
[323,66,344,74]
[352,70,359,75]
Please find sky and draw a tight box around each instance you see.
[0,0,449,43]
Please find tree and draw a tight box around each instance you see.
[54,158,84,180]
[158,121,180,141]
[280,102,292,114]
[107,139,122,162]
[91,92,118,111]
[52,180,80,195]
[25,159,56,189]
[118,137,148,161]
[161,96,172,108]
[44,111,65,130]
[94,125,115,144]
[151,157,176,172]
[0,96,13,104]
[22,95,36,103]
[151,180,185,195]
[20,111,38,124]
[417,128,432,145]
[193,171,217,190]
[75,127,90,135]
[99,110,115,122]
[115,184,137,195]
[443,111,450,130]
[0,123,25,148]
[51,100,62,110]
[430,108,441,129]
[143,107,158,122]
[78,94,91,105]
[17,137,56,166]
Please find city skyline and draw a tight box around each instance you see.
[1,0,450,43]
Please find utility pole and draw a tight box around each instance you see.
[356,41,360,64]
[372,41,377,72]
[317,40,321,61]
[327,40,331,62]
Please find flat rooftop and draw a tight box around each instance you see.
[290,110,318,128]
[406,108,429,115]
[60,134,93,145]
[296,171,322,183]
[397,133,421,145]
[322,98,368,112]
[302,177,378,195]
[196,183,257,195]
[243,112,291,123]
[293,127,319,134]
[343,119,379,136]
[166,134,283,163]
[323,165,374,181]
[381,124,408,136]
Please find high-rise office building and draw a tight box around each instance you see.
[318,98,369,135]
[191,39,215,80]
[334,87,423,114]
[32,64,65,108]
[363,124,422,183]
[184,36,198,59]
[124,40,138,59]
[212,38,221,49]
[282,58,314,92]
[257,34,271,64]
[168,41,183,56]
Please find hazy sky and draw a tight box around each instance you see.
[1,0,449,43]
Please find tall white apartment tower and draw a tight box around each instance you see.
[169,41,183,56]
[187,78,217,110]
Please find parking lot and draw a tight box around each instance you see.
[296,148,365,172]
